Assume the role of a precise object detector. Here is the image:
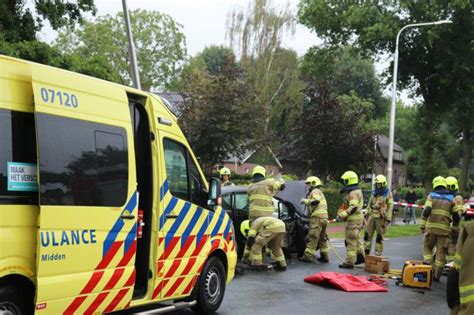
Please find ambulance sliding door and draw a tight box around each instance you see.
[31,66,138,314]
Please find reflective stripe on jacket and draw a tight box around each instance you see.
[248,178,282,218]
[423,192,456,236]
[367,189,394,220]
[303,188,328,219]
[248,216,286,237]
[339,189,364,222]
[454,222,474,314]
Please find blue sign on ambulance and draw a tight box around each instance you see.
[7,162,38,192]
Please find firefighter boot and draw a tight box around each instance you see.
[298,256,313,263]
[272,262,287,272]
[247,264,273,272]
[317,255,329,263]
[338,263,355,269]
[355,253,365,265]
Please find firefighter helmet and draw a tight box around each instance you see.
[305,176,322,187]
[446,176,459,191]
[219,167,231,176]
[252,165,266,177]
[432,176,447,189]
[341,171,359,186]
[374,174,387,187]
[240,220,250,238]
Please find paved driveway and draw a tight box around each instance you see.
[127,235,449,315]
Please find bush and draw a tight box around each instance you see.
[398,186,426,204]
[321,187,342,219]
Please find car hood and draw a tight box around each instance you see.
[275,180,308,216]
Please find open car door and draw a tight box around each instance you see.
[31,65,138,314]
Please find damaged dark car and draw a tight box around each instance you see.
[221,181,309,258]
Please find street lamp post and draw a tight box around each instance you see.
[386,20,452,190]
[122,0,141,90]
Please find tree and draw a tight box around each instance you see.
[290,79,374,179]
[226,0,303,142]
[0,39,120,82]
[178,55,262,171]
[374,103,463,190]
[301,46,389,118]
[0,0,96,43]
[56,9,187,91]
[298,0,474,191]
[196,45,235,75]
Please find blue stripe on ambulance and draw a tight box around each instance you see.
[160,197,178,228]
[211,210,225,237]
[102,191,138,257]
[181,206,204,246]
[195,212,211,245]
[124,223,137,253]
[165,202,192,247]
[222,218,232,240]
[160,180,169,200]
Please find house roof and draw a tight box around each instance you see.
[223,146,282,168]
[376,134,406,162]
[157,92,184,117]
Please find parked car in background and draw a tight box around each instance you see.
[221,181,309,258]
[464,196,474,220]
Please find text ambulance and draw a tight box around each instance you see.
[0,55,237,314]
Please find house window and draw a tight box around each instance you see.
[394,150,402,161]
[245,168,249,174]
[270,168,274,175]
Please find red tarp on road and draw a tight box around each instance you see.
[304,272,388,292]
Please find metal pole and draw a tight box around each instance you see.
[386,20,452,190]
[122,0,141,90]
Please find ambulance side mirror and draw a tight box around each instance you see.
[207,177,221,207]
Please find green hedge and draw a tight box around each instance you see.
[321,188,343,219]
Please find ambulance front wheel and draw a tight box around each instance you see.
[0,285,33,315]
[192,256,226,314]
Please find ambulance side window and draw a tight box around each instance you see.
[163,139,189,200]
[163,138,206,206]
[36,114,128,206]
[0,109,38,205]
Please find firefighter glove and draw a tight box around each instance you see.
[246,236,256,248]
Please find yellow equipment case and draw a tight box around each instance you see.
[400,260,432,289]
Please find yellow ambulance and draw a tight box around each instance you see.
[0,55,237,314]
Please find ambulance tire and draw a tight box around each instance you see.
[0,285,33,315]
[192,256,226,314]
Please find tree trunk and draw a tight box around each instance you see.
[459,128,472,193]
[423,176,432,195]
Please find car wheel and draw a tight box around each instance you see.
[0,285,33,315]
[192,256,226,314]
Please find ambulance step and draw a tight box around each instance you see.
[134,301,197,314]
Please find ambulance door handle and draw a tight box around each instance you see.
[166,214,178,219]
[121,214,136,220]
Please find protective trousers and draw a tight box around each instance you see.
[302,217,329,261]
[249,230,286,267]
[364,217,386,256]
[243,216,267,259]
[447,227,460,263]
[423,233,449,279]
[345,221,364,265]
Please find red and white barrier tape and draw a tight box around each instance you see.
[394,202,425,209]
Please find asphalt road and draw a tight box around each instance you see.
[128,235,450,315]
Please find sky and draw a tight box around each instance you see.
[39,0,320,57]
[37,0,414,103]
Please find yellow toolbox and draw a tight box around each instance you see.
[399,260,432,289]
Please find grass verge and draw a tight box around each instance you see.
[328,224,421,239]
